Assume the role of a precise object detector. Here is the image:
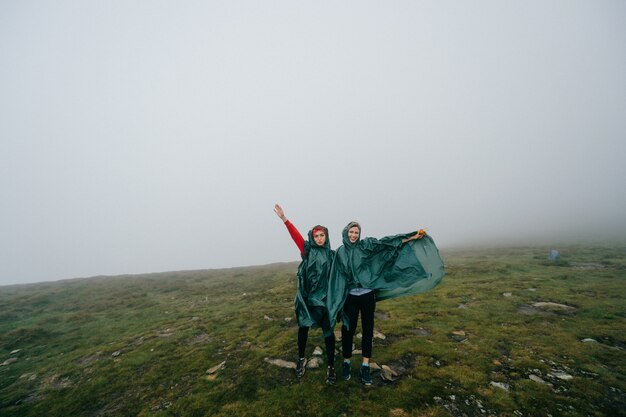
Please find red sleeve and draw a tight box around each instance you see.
[284,220,305,256]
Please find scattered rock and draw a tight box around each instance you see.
[284,317,292,322]
[529,374,553,386]
[156,329,174,337]
[369,362,381,371]
[526,288,537,292]
[307,357,323,369]
[206,361,226,374]
[76,353,102,366]
[518,304,551,316]
[458,303,468,309]
[312,346,323,356]
[334,330,342,341]
[503,292,513,297]
[380,365,399,381]
[263,315,274,321]
[10,349,21,355]
[581,338,597,343]
[189,333,210,345]
[52,377,72,390]
[450,330,467,342]
[490,381,510,391]
[374,330,386,340]
[111,351,121,357]
[549,371,573,381]
[190,316,200,321]
[411,328,431,337]
[264,358,296,369]
[532,302,575,311]
[2,358,18,366]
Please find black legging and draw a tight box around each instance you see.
[298,327,336,365]
[341,291,376,359]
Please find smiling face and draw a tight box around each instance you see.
[313,230,326,246]
[348,226,360,244]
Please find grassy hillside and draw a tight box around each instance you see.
[1,245,624,417]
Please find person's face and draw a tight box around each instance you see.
[348,226,360,244]
[313,231,326,246]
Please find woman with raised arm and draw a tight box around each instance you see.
[274,204,337,385]
[327,221,445,386]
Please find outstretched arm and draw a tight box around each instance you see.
[401,229,426,244]
[274,204,305,255]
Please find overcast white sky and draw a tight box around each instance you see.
[1,1,625,286]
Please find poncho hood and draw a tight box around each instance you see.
[341,222,361,247]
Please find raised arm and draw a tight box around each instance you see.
[274,204,305,255]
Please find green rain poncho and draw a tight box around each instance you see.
[326,223,445,330]
[294,226,335,336]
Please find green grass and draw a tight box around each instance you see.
[1,246,625,416]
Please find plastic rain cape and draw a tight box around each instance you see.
[326,224,445,330]
[294,226,335,335]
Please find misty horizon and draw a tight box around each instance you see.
[2,1,625,286]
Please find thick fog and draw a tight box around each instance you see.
[1,1,625,285]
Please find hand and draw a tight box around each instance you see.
[274,204,287,222]
[402,230,425,244]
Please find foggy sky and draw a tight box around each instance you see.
[1,1,625,286]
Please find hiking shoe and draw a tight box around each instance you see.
[326,366,336,385]
[296,358,307,378]
[342,361,351,381]
[360,364,372,386]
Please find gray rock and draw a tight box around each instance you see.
[529,374,553,386]
[581,338,597,343]
[307,356,323,369]
[549,371,573,381]
[374,330,386,340]
[312,346,323,356]
[503,292,513,297]
[532,302,574,310]
[1,357,18,366]
[264,358,296,369]
[490,381,510,391]
[380,365,399,381]
[206,361,226,374]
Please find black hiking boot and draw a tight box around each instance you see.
[342,361,351,381]
[296,358,307,378]
[326,366,336,385]
[360,364,372,386]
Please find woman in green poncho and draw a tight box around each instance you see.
[327,221,445,385]
[274,204,337,384]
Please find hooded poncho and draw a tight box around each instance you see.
[294,226,335,334]
[326,223,445,330]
